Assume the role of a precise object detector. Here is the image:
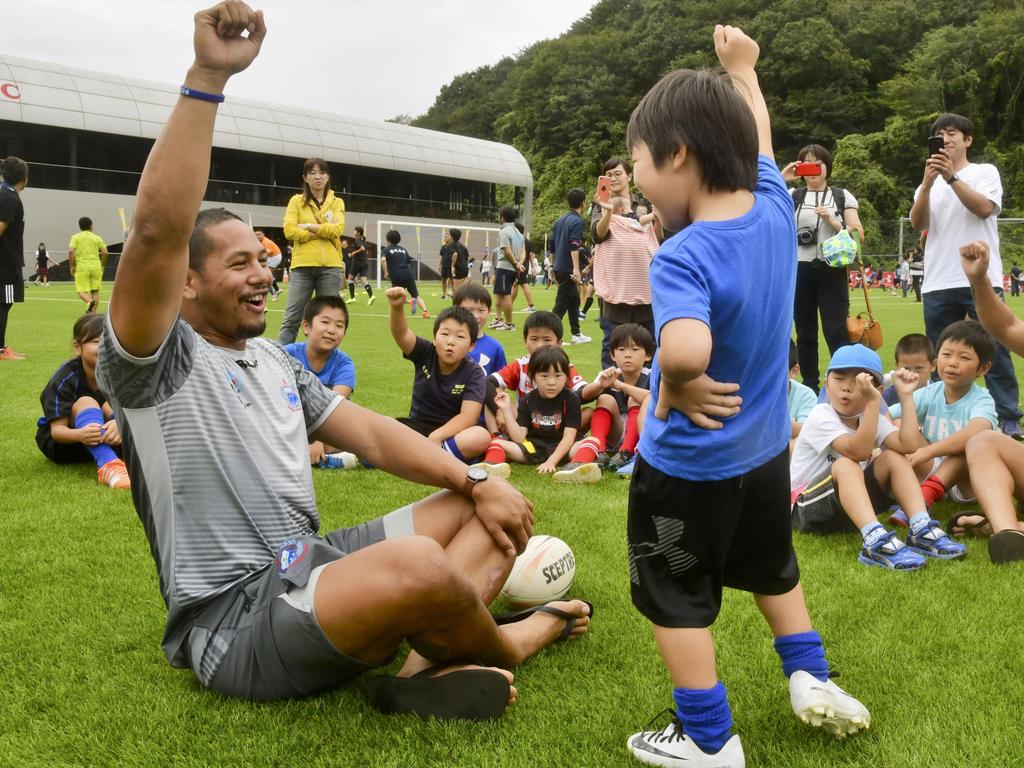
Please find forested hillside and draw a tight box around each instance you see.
[415,0,1024,259]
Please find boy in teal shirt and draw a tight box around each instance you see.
[889,320,997,508]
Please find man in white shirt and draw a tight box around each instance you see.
[910,113,1022,438]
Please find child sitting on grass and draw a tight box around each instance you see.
[887,320,997,524]
[386,286,489,461]
[790,344,965,569]
[788,339,817,446]
[285,295,358,469]
[562,322,653,480]
[453,283,507,377]
[881,333,935,407]
[474,345,581,479]
[35,313,129,489]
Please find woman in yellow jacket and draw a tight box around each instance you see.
[278,158,346,344]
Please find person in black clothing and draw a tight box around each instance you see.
[473,345,582,477]
[449,228,471,292]
[35,313,130,489]
[549,189,591,344]
[0,155,28,360]
[1011,264,1021,298]
[347,226,375,304]
[439,230,453,300]
[381,229,428,316]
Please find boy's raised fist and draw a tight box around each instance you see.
[713,24,759,73]
[385,286,408,307]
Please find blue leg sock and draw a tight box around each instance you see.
[441,437,466,462]
[74,407,117,468]
[774,630,830,682]
[673,681,732,755]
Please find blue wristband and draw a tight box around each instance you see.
[179,85,225,103]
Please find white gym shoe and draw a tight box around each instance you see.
[469,461,511,480]
[627,717,744,768]
[571,333,592,344]
[788,670,870,738]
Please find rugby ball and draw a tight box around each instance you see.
[500,535,576,607]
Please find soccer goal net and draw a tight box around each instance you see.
[373,218,503,288]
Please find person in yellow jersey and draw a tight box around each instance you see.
[68,216,109,313]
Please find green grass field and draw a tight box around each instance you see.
[2,280,1023,767]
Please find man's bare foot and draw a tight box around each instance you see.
[949,511,993,538]
[499,599,591,665]
[397,662,516,706]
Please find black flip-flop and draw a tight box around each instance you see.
[492,600,594,641]
[364,667,510,721]
[948,511,992,538]
[988,529,1024,564]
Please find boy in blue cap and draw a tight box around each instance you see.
[790,344,966,569]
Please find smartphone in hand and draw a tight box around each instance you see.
[927,135,945,155]
[795,162,822,177]
[595,175,611,203]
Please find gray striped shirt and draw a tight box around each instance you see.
[96,317,341,666]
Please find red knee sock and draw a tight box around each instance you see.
[571,436,602,464]
[484,440,506,464]
[920,474,946,507]
[590,406,613,452]
[620,406,641,454]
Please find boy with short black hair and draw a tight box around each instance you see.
[599,322,654,476]
[624,26,869,768]
[285,295,358,469]
[453,283,507,378]
[888,320,997,514]
[382,230,428,317]
[386,287,489,461]
[791,345,965,569]
[882,333,935,406]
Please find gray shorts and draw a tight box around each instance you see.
[188,506,416,700]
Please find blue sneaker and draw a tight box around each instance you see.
[858,530,926,570]
[1000,419,1024,440]
[906,520,967,560]
[616,456,636,477]
[888,506,909,528]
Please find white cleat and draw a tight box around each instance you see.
[789,670,870,739]
[627,718,745,767]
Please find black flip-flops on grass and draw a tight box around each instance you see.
[364,667,511,721]
[948,511,992,538]
[989,529,1024,564]
[363,600,594,720]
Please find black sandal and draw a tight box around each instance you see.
[492,600,594,642]
[364,667,510,721]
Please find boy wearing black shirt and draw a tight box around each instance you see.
[386,288,490,461]
[382,229,429,317]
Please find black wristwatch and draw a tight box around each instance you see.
[947,173,960,185]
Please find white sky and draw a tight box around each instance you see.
[3,0,598,121]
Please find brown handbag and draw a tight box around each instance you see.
[847,256,883,350]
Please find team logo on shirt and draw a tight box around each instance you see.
[452,384,465,395]
[280,380,302,412]
[420,366,432,380]
[277,538,307,575]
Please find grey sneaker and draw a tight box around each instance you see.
[552,462,601,484]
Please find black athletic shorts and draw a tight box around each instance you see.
[627,448,800,628]
[35,423,94,464]
[351,258,369,279]
[391,278,419,299]
[1,272,25,304]
[343,256,353,277]
[453,266,469,280]
[493,270,515,296]
[515,269,530,286]
[396,416,442,437]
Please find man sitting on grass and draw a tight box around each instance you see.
[96,1,591,718]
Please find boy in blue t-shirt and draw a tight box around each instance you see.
[889,320,998,510]
[284,295,358,469]
[452,283,507,377]
[385,287,490,462]
[624,26,869,768]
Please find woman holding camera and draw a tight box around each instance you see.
[783,144,865,393]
